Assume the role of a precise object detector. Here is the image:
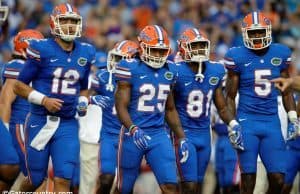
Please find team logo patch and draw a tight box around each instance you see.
[78,57,87,66]
[271,57,282,66]
[209,77,219,85]
[164,71,173,80]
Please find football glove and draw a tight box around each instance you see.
[89,95,111,109]
[287,121,300,140]
[129,125,151,150]
[228,122,244,151]
[77,96,88,117]
[179,138,189,163]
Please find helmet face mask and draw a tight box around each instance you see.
[181,40,210,63]
[140,43,170,69]
[138,25,171,69]
[178,28,210,63]
[242,11,272,50]
[107,51,125,72]
[50,4,82,42]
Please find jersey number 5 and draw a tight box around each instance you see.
[51,67,80,95]
[254,69,271,97]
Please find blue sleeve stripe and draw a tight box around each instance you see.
[27,47,40,59]
[4,70,19,77]
[223,58,235,66]
[116,66,130,71]
[115,69,131,76]
[114,73,131,79]
[5,67,19,72]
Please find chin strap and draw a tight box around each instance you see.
[195,61,204,82]
[106,70,114,92]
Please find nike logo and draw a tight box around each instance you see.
[238,118,247,122]
[50,59,58,62]
[184,82,192,86]
[30,124,39,128]
[140,75,147,79]
[244,62,252,67]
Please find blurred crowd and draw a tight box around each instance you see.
[0,0,300,68]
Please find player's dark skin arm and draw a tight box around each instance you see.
[165,92,186,139]
[214,85,235,124]
[280,69,296,112]
[225,71,239,116]
[115,81,134,129]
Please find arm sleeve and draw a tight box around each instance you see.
[17,59,39,84]
[3,62,24,80]
[279,45,292,71]
[17,45,42,84]
[223,49,240,73]
[114,59,132,83]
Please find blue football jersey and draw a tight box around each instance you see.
[91,69,121,134]
[18,38,96,118]
[2,59,29,123]
[224,43,291,118]
[115,59,177,133]
[174,61,225,131]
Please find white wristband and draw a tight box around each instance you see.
[28,90,46,105]
[288,110,297,123]
[229,120,239,129]
[78,96,88,104]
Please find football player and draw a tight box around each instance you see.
[0,29,44,191]
[90,40,139,194]
[0,2,20,192]
[174,27,243,194]
[224,11,297,194]
[13,3,95,192]
[0,29,44,182]
[114,25,188,194]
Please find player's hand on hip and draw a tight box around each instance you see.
[179,138,189,163]
[42,97,64,113]
[271,77,293,92]
[89,95,111,109]
[228,123,244,151]
[129,126,151,150]
[287,121,300,140]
